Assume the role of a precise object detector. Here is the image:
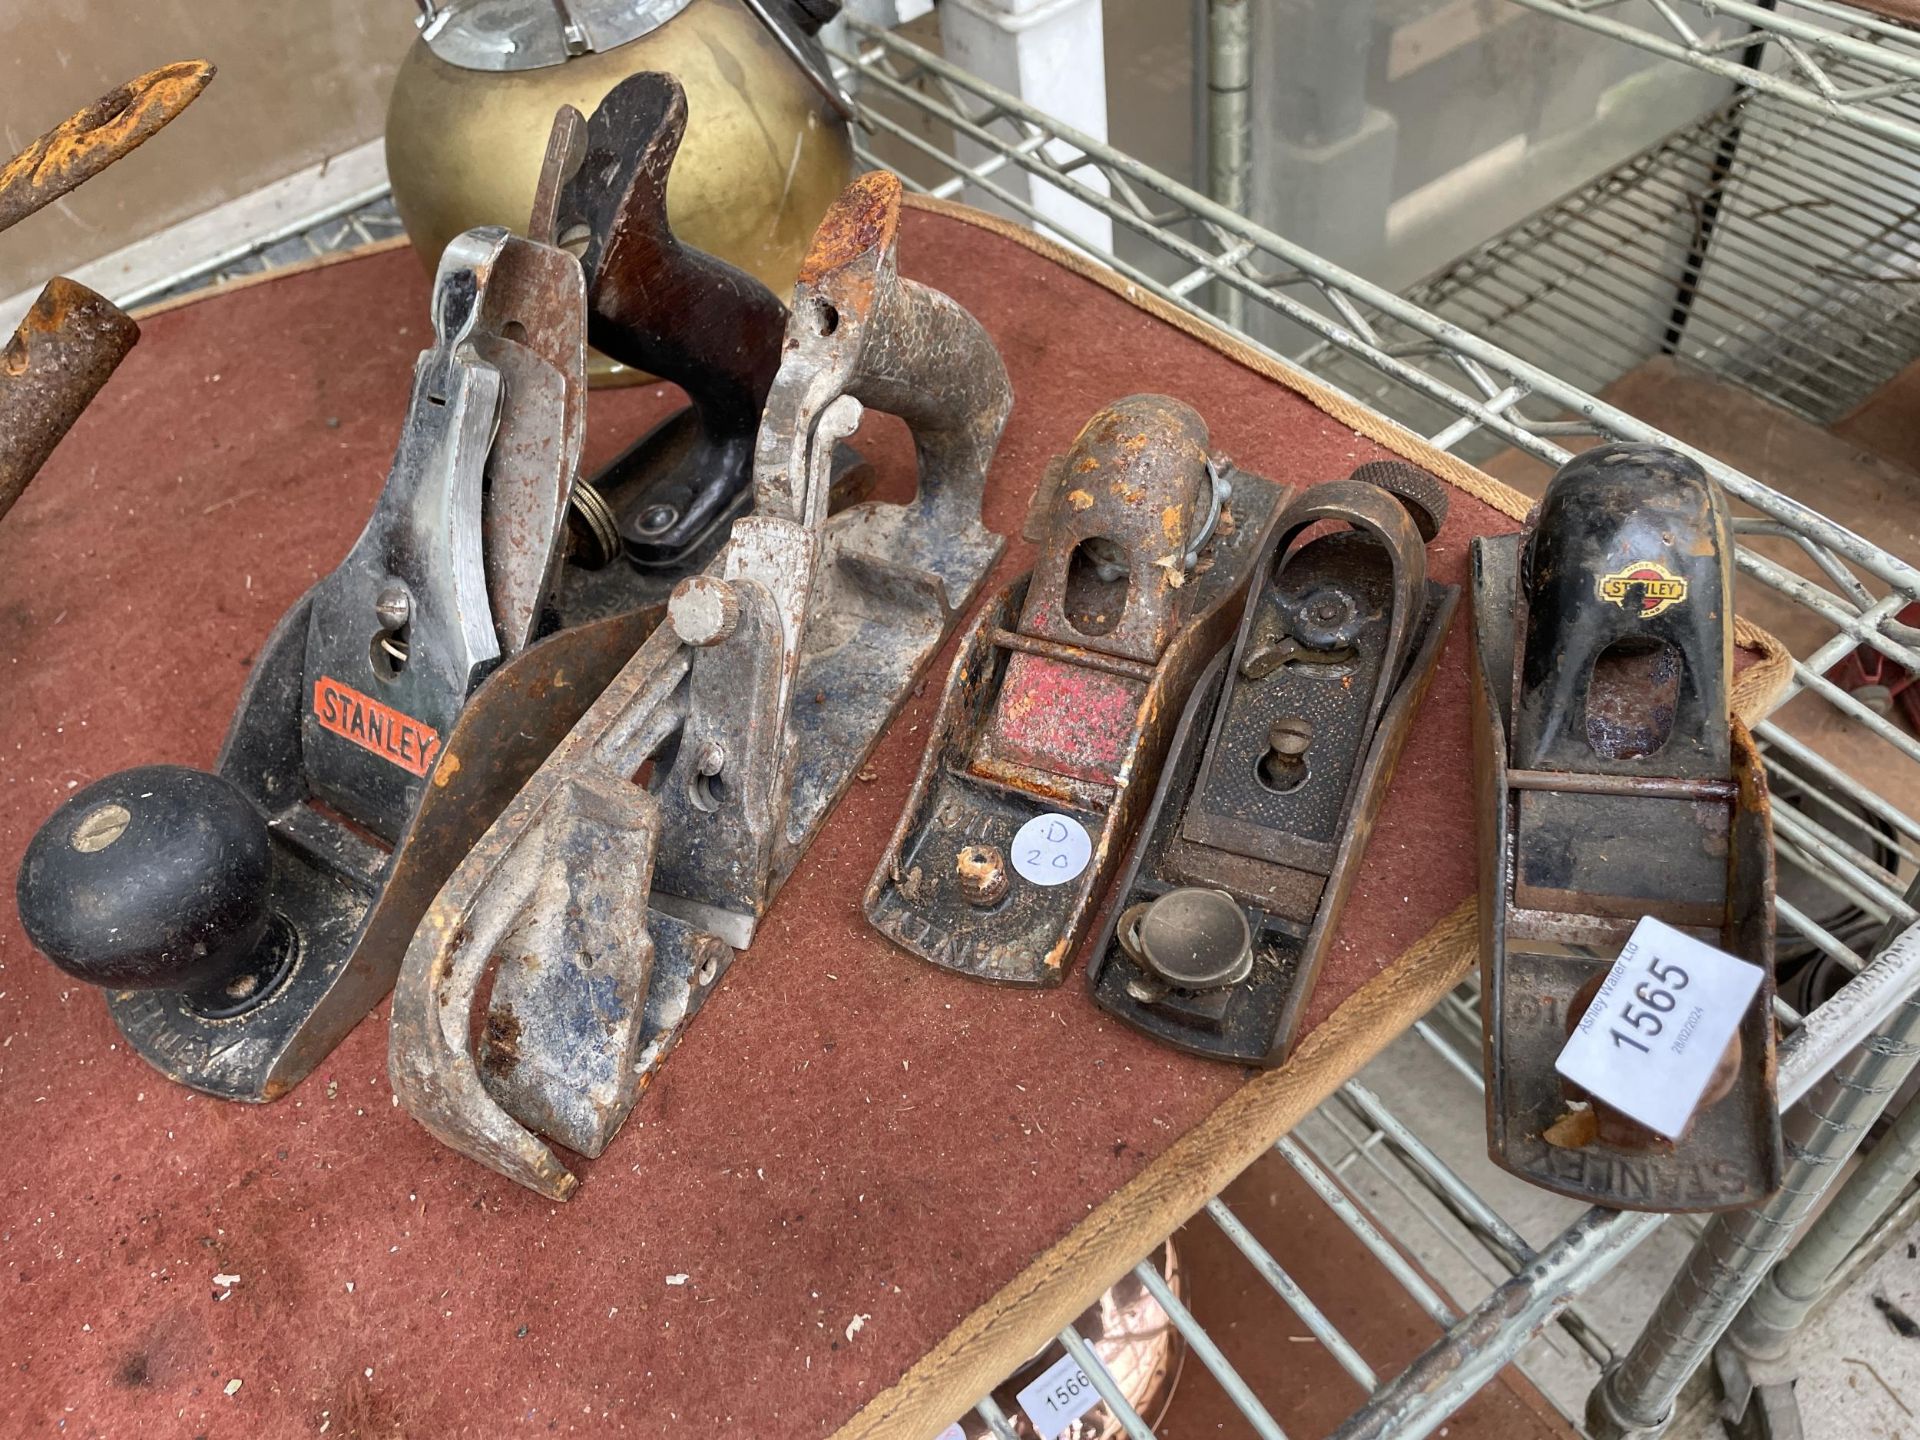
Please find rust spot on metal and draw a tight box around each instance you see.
[481,1007,523,1078]
[1536,1105,1597,1152]
[796,170,900,283]
[0,61,214,235]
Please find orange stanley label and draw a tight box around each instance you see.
[312,676,443,778]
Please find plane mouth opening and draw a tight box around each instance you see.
[1585,636,1681,760]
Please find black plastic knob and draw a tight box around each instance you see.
[17,764,273,993]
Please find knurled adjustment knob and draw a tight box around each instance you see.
[16,764,273,993]
[1348,460,1450,544]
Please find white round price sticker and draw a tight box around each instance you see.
[1011,813,1092,887]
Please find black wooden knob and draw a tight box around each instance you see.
[17,765,273,993]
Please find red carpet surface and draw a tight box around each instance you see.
[0,208,1638,1437]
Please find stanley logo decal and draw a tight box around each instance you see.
[312,676,442,777]
[1597,560,1688,619]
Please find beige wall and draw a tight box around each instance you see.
[0,0,413,297]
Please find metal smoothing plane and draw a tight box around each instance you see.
[864,395,1289,987]
[15,222,637,1102]
[1473,443,1781,1211]
[388,172,1012,1198]
[1087,463,1458,1065]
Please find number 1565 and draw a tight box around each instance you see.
[1609,956,1689,1055]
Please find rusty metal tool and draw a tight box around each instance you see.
[0,278,140,522]
[388,170,1011,1198]
[0,61,213,234]
[542,70,865,617]
[863,394,1289,988]
[1086,462,1459,1065]
[0,61,213,521]
[1471,442,1780,1211]
[14,215,630,1102]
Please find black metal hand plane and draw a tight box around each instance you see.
[1086,461,1458,1066]
[1472,443,1780,1212]
[14,216,640,1101]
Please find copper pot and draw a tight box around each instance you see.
[956,1241,1188,1440]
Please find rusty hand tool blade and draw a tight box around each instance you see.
[0,61,214,234]
[0,278,139,521]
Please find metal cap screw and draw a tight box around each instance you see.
[1267,716,1313,761]
[668,576,741,648]
[955,844,1009,907]
[691,934,731,988]
[1259,716,1314,792]
[71,803,131,854]
[637,503,679,536]
[375,586,412,631]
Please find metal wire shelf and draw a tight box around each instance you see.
[129,192,403,313]
[832,16,1920,1439]
[1501,0,1920,152]
[1378,81,1920,429]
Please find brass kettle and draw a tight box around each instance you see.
[385,0,855,382]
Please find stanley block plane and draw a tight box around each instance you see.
[1472,443,1780,1211]
[1087,462,1458,1065]
[388,172,1012,1198]
[864,395,1288,987]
